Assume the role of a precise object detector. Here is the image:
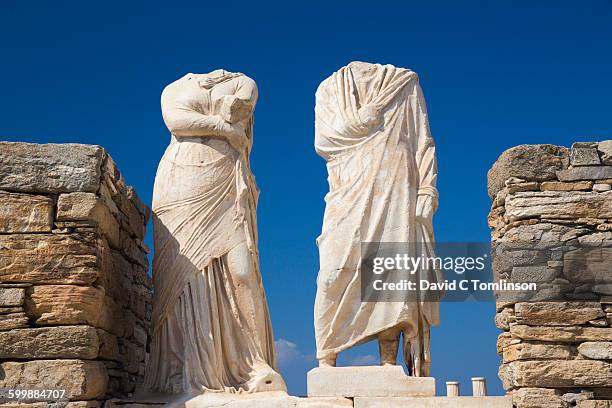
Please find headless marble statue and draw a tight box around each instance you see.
[313,61,441,376]
[144,70,286,397]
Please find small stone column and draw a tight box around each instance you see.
[446,381,460,397]
[471,377,487,397]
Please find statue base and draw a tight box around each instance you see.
[307,366,436,398]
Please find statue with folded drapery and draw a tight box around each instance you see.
[313,61,441,376]
[144,69,286,397]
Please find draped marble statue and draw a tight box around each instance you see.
[313,61,441,376]
[145,70,286,396]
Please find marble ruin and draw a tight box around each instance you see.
[313,61,440,374]
[0,65,610,408]
[144,70,286,399]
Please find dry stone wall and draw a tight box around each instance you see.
[488,141,612,408]
[0,142,151,407]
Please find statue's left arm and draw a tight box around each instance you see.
[412,82,439,223]
[219,76,258,124]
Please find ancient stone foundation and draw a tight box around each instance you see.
[0,142,152,406]
[488,141,612,408]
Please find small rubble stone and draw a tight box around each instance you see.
[598,140,612,165]
[571,145,602,166]
[0,287,25,307]
[594,183,612,192]
[578,342,612,360]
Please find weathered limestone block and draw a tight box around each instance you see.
[578,342,612,360]
[541,181,593,191]
[511,387,565,408]
[571,144,602,166]
[0,325,99,359]
[0,192,53,233]
[0,142,103,193]
[182,394,354,408]
[488,144,569,199]
[503,342,576,363]
[0,360,107,400]
[97,328,120,361]
[495,307,515,330]
[500,360,612,389]
[599,141,612,165]
[57,192,120,248]
[0,312,28,330]
[578,401,612,408]
[505,191,612,221]
[564,247,612,283]
[510,325,612,342]
[557,166,612,182]
[25,285,104,325]
[0,287,25,306]
[515,302,605,326]
[0,233,98,284]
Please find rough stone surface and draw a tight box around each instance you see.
[0,191,53,233]
[0,360,107,400]
[500,360,612,389]
[0,325,99,359]
[505,191,612,221]
[510,325,612,342]
[578,342,612,360]
[599,140,612,165]
[490,141,612,405]
[515,302,605,326]
[0,142,151,403]
[557,166,612,181]
[0,287,25,307]
[578,401,612,408]
[0,142,104,193]
[0,233,99,284]
[503,342,576,363]
[540,181,593,191]
[26,284,104,325]
[571,146,602,166]
[307,366,435,398]
[511,388,565,408]
[0,312,28,330]
[57,192,120,247]
[487,144,569,199]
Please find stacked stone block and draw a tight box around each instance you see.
[488,141,612,408]
[0,142,151,406]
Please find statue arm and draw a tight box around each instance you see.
[219,76,258,124]
[161,85,244,140]
[412,82,439,219]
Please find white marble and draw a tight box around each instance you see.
[307,366,435,398]
[314,61,441,374]
[144,70,286,399]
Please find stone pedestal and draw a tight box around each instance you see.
[307,366,436,398]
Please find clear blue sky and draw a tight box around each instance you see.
[2,1,612,397]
